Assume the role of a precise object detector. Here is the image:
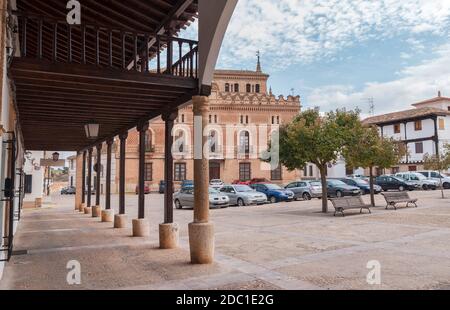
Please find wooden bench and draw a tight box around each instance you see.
[381,192,418,210]
[329,196,371,217]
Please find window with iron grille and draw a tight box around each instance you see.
[271,164,283,180]
[175,163,187,181]
[144,163,153,181]
[239,163,251,181]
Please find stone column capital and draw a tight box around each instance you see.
[192,96,210,115]
[106,138,114,146]
[137,121,149,132]
[88,147,93,155]
[96,143,102,151]
[162,110,179,122]
[119,132,128,141]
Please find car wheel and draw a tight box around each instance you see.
[302,192,312,201]
[443,183,450,190]
[237,198,245,207]
[175,200,182,209]
[269,196,277,204]
[336,191,343,198]
[398,186,405,192]
[422,184,428,191]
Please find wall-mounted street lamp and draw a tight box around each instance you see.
[85,121,100,140]
[52,152,60,162]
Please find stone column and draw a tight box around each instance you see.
[160,110,179,249]
[188,96,214,264]
[132,122,150,237]
[75,152,84,212]
[79,151,86,212]
[102,139,114,223]
[92,144,102,218]
[85,148,93,215]
[114,133,128,228]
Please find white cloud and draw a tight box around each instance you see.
[306,44,450,117]
[212,0,450,70]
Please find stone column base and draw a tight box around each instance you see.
[159,223,179,249]
[132,219,150,237]
[79,203,86,213]
[92,205,102,218]
[114,214,128,229]
[84,206,92,215]
[101,209,115,223]
[188,222,215,264]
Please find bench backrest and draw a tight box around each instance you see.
[330,196,365,208]
[382,191,411,201]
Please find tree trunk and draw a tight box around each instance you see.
[369,166,375,207]
[439,168,445,199]
[319,165,328,213]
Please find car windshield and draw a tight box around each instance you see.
[211,180,222,183]
[392,177,404,182]
[328,180,347,186]
[265,184,282,190]
[309,181,321,187]
[235,185,254,192]
[209,188,220,194]
[354,179,369,185]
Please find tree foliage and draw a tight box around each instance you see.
[275,109,361,213]
[343,125,406,206]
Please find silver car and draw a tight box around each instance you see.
[220,184,268,206]
[285,180,322,200]
[174,187,229,209]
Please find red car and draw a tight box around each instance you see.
[232,178,270,185]
[135,184,151,195]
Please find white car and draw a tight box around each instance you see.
[174,187,229,209]
[417,171,450,189]
[209,179,224,190]
[395,172,438,190]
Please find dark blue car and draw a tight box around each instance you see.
[251,183,295,204]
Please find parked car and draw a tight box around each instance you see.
[180,180,194,189]
[395,172,438,190]
[337,178,382,195]
[250,183,294,203]
[375,175,416,191]
[173,187,229,209]
[159,181,165,194]
[417,171,450,189]
[135,184,151,195]
[285,180,322,200]
[232,178,270,185]
[220,184,267,206]
[326,179,361,198]
[61,186,76,195]
[210,179,224,190]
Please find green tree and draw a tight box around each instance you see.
[273,109,360,213]
[343,126,406,207]
[423,144,450,198]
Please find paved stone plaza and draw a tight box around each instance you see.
[1,191,450,290]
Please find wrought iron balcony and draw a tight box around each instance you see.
[13,12,199,79]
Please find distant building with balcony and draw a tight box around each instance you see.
[363,91,450,174]
[123,60,304,191]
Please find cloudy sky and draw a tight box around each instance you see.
[185,0,450,117]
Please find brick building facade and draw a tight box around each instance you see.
[121,62,302,192]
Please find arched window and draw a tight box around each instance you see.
[174,130,186,153]
[239,131,250,154]
[209,131,219,153]
[255,84,261,93]
[145,131,153,152]
[225,83,230,92]
[234,83,240,93]
[246,84,251,93]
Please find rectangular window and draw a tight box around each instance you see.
[209,115,212,124]
[409,166,417,172]
[271,164,283,180]
[309,166,313,177]
[394,124,401,134]
[239,163,251,181]
[214,115,218,123]
[144,163,153,181]
[303,166,308,177]
[174,163,186,181]
[391,167,400,174]
[414,120,422,131]
[415,142,424,154]
[439,118,445,130]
